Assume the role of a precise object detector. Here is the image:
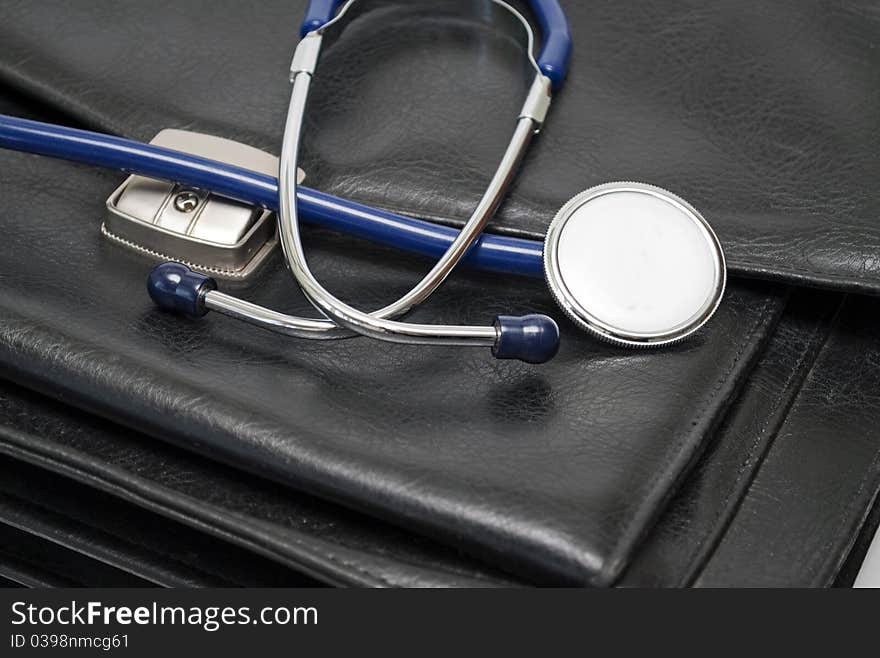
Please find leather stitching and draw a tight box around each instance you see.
[0,432,401,588]
[607,295,777,585]
[681,307,834,586]
[0,491,238,586]
[690,298,880,587]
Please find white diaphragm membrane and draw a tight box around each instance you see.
[543,182,726,347]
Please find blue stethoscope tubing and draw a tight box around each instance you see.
[0,0,572,280]
[301,0,571,88]
[0,1,570,279]
[0,4,728,354]
[0,113,546,279]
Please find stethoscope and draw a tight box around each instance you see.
[0,0,726,364]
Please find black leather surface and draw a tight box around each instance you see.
[1,1,878,292]
[0,522,155,587]
[0,456,320,587]
[621,290,843,586]
[695,295,880,587]
[0,381,515,588]
[4,291,880,588]
[0,1,877,588]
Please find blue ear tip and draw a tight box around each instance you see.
[493,314,560,364]
[147,262,216,318]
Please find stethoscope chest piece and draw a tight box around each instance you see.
[543,182,726,348]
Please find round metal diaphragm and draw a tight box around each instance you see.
[543,182,726,348]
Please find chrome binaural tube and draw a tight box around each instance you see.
[149,0,561,363]
[205,2,552,345]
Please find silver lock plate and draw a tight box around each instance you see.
[103,129,300,279]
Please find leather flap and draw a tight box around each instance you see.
[0,1,877,292]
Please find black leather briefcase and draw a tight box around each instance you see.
[0,0,878,587]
